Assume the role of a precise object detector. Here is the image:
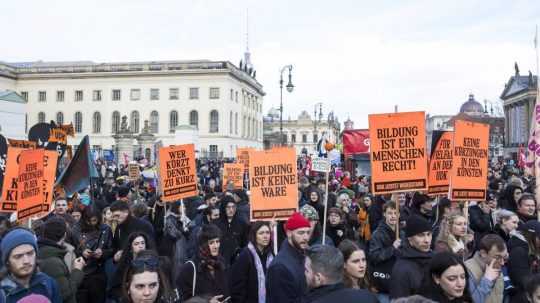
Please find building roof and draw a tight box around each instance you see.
[0,90,26,104]
[500,64,538,100]
[459,94,485,116]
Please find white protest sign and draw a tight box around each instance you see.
[312,157,330,173]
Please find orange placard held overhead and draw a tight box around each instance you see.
[17,149,45,220]
[1,147,25,212]
[222,163,244,191]
[49,128,68,145]
[369,111,428,194]
[8,139,36,149]
[249,148,298,221]
[41,150,58,213]
[158,144,197,202]
[236,147,254,173]
[428,131,453,196]
[449,120,489,201]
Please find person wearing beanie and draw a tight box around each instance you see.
[411,192,434,223]
[300,204,334,247]
[0,228,61,303]
[216,196,249,267]
[326,207,353,247]
[267,212,311,303]
[37,218,86,303]
[390,215,433,300]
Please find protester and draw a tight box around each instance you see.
[300,204,333,246]
[419,251,472,303]
[0,228,62,303]
[216,196,249,266]
[499,185,523,212]
[410,192,434,223]
[162,201,190,275]
[508,220,540,303]
[102,206,114,229]
[431,197,452,246]
[304,244,378,303]
[390,215,433,299]
[230,221,274,303]
[493,209,519,243]
[326,207,354,247]
[469,200,495,242]
[338,239,370,290]
[357,194,373,243]
[525,274,540,303]
[516,194,537,225]
[111,201,155,255]
[267,212,311,303]
[435,212,473,259]
[305,188,325,223]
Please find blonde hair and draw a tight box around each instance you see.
[436,211,467,249]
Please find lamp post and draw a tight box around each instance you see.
[313,102,323,151]
[279,65,294,145]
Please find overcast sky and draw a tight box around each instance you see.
[2,0,540,128]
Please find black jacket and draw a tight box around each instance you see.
[369,221,403,293]
[230,245,273,303]
[216,214,249,266]
[305,283,378,303]
[71,223,113,273]
[469,205,494,234]
[112,215,155,253]
[176,258,229,301]
[389,243,432,299]
[326,223,354,247]
[508,233,540,303]
[267,240,306,303]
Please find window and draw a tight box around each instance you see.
[229,111,233,134]
[169,110,178,133]
[189,87,199,100]
[150,111,159,134]
[56,91,64,102]
[130,89,141,101]
[75,90,83,102]
[235,91,238,102]
[291,134,296,143]
[189,110,198,129]
[230,89,233,101]
[169,88,179,100]
[20,91,28,101]
[93,90,102,101]
[112,111,120,133]
[313,133,318,143]
[74,112,83,133]
[209,110,219,133]
[209,145,218,154]
[150,89,159,100]
[235,113,238,134]
[39,91,47,102]
[302,134,307,143]
[38,112,46,123]
[56,112,64,124]
[247,118,251,138]
[242,116,246,137]
[131,111,140,133]
[93,112,101,133]
[209,87,220,99]
[112,89,121,101]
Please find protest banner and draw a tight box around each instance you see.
[41,150,58,213]
[158,144,197,202]
[1,147,25,211]
[311,157,330,173]
[17,149,45,220]
[128,163,140,180]
[48,127,68,145]
[449,120,489,201]
[8,139,37,149]
[428,131,453,196]
[237,147,254,173]
[368,111,428,194]
[222,163,244,191]
[249,147,298,221]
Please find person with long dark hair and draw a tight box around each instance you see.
[525,274,540,303]
[338,239,371,290]
[419,252,472,303]
[230,221,275,303]
[508,221,540,302]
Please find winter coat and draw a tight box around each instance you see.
[469,205,494,235]
[465,251,503,303]
[236,200,251,223]
[499,185,521,212]
[494,225,511,244]
[357,207,371,242]
[368,221,403,293]
[326,223,354,247]
[305,283,378,303]
[266,240,307,303]
[0,272,62,303]
[37,238,84,303]
[389,243,432,299]
[216,214,249,266]
[112,215,155,253]
[230,245,273,303]
[508,232,540,303]
[176,258,229,301]
[368,197,384,233]
[71,223,113,274]
[163,214,190,276]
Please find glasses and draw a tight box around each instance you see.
[132,257,159,270]
[491,254,509,262]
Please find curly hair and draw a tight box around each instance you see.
[435,210,468,252]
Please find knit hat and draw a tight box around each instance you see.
[300,204,319,221]
[285,212,311,231]
[518,220,540,235]
[42,217,67,242]
[328,207,343,218]
[1,228,38,265]
[405,215,432,238]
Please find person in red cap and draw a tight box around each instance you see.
[267,212,312,303]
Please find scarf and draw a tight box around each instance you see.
[199,245,221,271]
[247,242,274,303]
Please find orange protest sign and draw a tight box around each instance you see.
[449,120,489,201]
[41,150,58,213]
[368,111,428,194]
[49,128,68,144]
[17,149,45,220]
[158,144,197,202]
[249,147,298,221]
[223,163,244,191]
[1,147,25,211]
[428,131,453,196]
[237,147,254,173]
[8,139,36,149]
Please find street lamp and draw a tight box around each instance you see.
[280,65,294,145]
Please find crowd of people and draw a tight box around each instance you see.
[1,158,540,303]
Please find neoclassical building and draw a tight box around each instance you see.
[0,59,264,159]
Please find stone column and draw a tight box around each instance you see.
[113,115,135,165]
[136,120,156,165]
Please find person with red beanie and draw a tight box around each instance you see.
[267,212,311,303]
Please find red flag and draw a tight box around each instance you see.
[342,129,370,156]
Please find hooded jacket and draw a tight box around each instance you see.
[266,240,307,303]
[216,213,249,266]
[0,272,61,303]
[389,243,433,299]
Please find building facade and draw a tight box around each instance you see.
[0,60,264,159]
[500,63,537,159]
[0,90,27,140]
[263,108,341,155]
[425,114,452,154]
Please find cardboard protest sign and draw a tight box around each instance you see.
[17,149,45,220]
[222,163,244,191]
[41,150,58,213]
[8,139,37,149]
[369,111,428,194]
[128,163,140,180]
[428,131,453,196]
[158,144,197,202]
[1,147,25,211]
[312,157,330,173]
[449,120,489,201]
[249,147,298,221]
[49,127,68,145]
[236,148,254,173]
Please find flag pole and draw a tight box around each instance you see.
[534,25,540,218]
